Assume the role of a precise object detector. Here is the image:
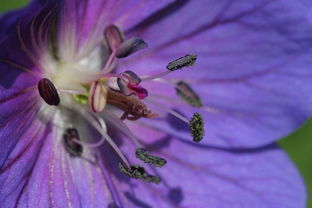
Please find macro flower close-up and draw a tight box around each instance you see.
[1,0,312,207]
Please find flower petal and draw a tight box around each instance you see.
[54,0,176,59]
[0,121,120,207]
[119,0,312,147]
[116,123,306,208]
[0,3,49,169]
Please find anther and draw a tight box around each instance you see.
[115,71,148,99]
[167,54,197,71]
[189,113,205,142]
[176,81,202,107]
[104,25,125,52]
[135,148,167,167]
[63,128,83,157]
[121,71,141,84]
[119,163,161,184]
[89,81,108,113]
[115,37,148,58]
[38,78,60,106]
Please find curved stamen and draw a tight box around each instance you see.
[71,117,106,148]
[58,88,86,95]
[140,71,171,82]
[145,98,189,124]
[73,106,131,168]
[101,51,117,73]
[103,110,142,147]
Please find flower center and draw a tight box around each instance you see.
[36,24,204,183]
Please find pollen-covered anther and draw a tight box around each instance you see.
[104,25,125,52]
[135,148,167,167]
[115,37,148,58]
[176,81,202,107]
[189,113,205,142]
[167,54,197,71]
[89,81,108,113]
[38,78,60,106]
[63,128,83,157]
[119,163,161,184]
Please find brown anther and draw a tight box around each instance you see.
[104,25,125,52]
[38,78,60,106]
[107,90,157,121]
[89,81,108,113]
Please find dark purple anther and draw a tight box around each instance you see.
[123,71,141,84]
[117,71,148,99]
[63,128,83,157]
[38,78,60,106]
[115,37,148,58]
[104,25,125,52]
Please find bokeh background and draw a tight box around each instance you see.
[1,1,312,207]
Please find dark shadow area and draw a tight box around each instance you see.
[144,135,172,152]
[107,202,120,208]
[168,187,184,204]
[180,139,279,154]
[166,110,189,132]
[124,191,152,208]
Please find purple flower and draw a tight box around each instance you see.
[0,0,310,207]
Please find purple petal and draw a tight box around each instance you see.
[116,123,306,207]
[2,120,304,207]
[119,0,312,147]
[54,0,175,55]
[0,123,118,207]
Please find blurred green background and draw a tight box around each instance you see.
[1,1,312,207]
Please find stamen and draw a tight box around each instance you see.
[167,54,197,71]
[120,71,141,85]
[176,81,202,107]
[119,163,161,184]
[104,25,125,52]
[89,81,108,113]
[71,117,106,148]
[108,71,148,99]
[115,37,148,58]
[190,113,205,142]
[63,128,83,157]
[145,98,189,123]
[145,98,204,142]
[135,148,167,167]
[141,54,197,82]
[58,88,86,95]
[103,110,142,147]
[74,107,131,168]
[38,78,60,106]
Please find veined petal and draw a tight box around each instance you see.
[119,0,312,147]
[53,0,175,60]
[1,121,117,208]
[117,123,306,208]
